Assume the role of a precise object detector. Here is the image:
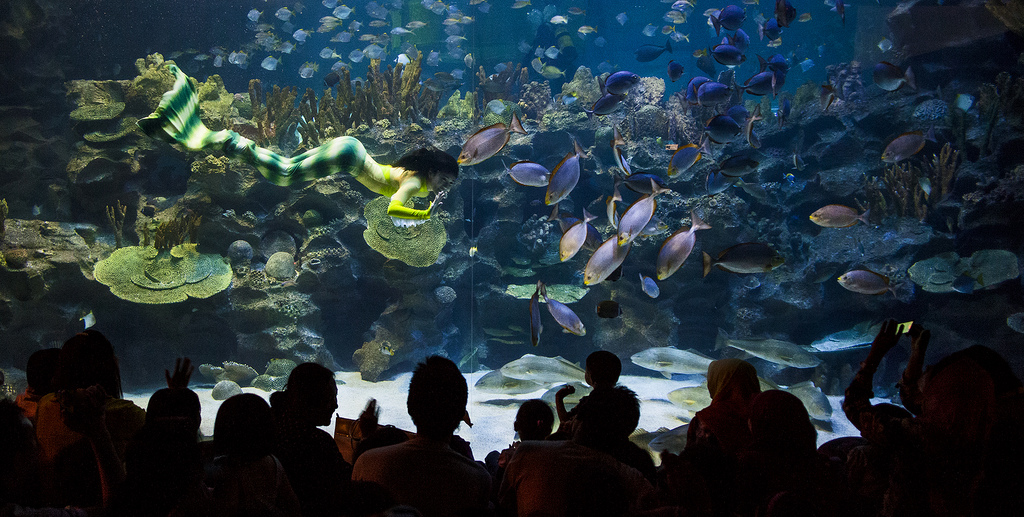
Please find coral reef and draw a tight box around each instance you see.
[105,201,126,248]
[476,62,527,103]
[437,90,478,120]
[978,71,1024,155]
[198,361,258,384]
[859,144,959,222]
[246,79,298,146]
[0,198,7,239]
[211,380,242,400]
[353,324,402,382]
[93,244,232,304]
[504,283,588,303]
[195,74,236,131]
[560,66,602,107]
[252,358,298,391]
[986,0,1024,36]
[517,81,552,120]
[362,197,446,267]
[265,251,296,280]
[824,61,864,105]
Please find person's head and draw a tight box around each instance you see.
[146,388,201,434]
[584,350,621,389]
[54,329,122,398]
[573,386,641,448]
[118,420,203,516]
[706,358,760,403]
[25,348,60,395]
[748,390,816,456]
[0,399,42,505]
[514,399,554,441]
[951,345,1022,397]
[407,356,467,440]
[394,147,458,192]
[283,362,338,426]
[214,393,276,462]
[920,353,997,446]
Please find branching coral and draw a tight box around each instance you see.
[978,71,1024,154]
[861,144,960,222]
[477,62,527,103]
[362,196,445,267]
[106,201,127,248]
[153,212,201,250]
[248,80,298,146]
[987,0,1024,36]
[926,143,959,202]
[517,81,552,120]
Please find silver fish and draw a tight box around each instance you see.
[507,160,550,187]
[474,369,546,395]
[545,140,585,205]
[541,381,591,406]
[500,354,587,383]
[630,347,714,378]
[702,243,784,276]
[781,381,832,420]
[584,235,632,285]
[606,181,623,229]
[656,210,711,280]
[458,112,527,166]
[668,384,713,411]
[807,321,882,353]
[617,180,670,246]
[540,282,585,336]
[559,209,597,262]
[640,274,660,298]
[715,328,822,368]
[837,269,893,295]
[645,424,690,456]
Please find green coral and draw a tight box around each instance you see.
[481,100,524,128]
[93,243,232,303]
[1,198,7,239]
[505,283,588,304]
[66,79,128,121]
[437,91,478,119]
[83,117,139,142]
[362,197,446,267]
[560,66,602,107]
[908,249,1019,293]
[195,74,236,131]
[126,54,177,114]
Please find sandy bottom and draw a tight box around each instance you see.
[124,370,871,464]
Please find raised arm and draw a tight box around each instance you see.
[843,319,903,433]
[898,323,930,415]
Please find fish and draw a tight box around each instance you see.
[881,128,935,163]
[808,321,882,353]
[718,154,760,177]
[635,40,673,62]
[878,37,893,52]
[745,105,763,148]
[596,300,622,318]
[348,50,365,63]
[474,369,545,395]
[668,384,713,411]
[550,15,568,24]
[656,210,712,280]
[838,269,894,295]
[710,4,746,36]
[617,181,670,246]
[606,182,623,229]
[568,7,586,16]
[541,382,591,407]
[275,7,293,21]
[578,25,597,35]
[646,424,690,456]
[831,0,846,25]
[605,71,641,95]
[758,17,781,41]
[617,12,628,25]
[584,235,632,285]
[261,56,280,71]
[668,139,706,177]
[620,173,668,195]
[775,0,797,27]
[334,5,353,18]
[952,272,981,294]
[458,112,527,166]
[873,62,915,92]
[540,282,585,336]
[667,60,685,82]
[298,62,318,79]
[799,58,815,72]
[643,24,658,37]
[706,170,739,195]
[631,347,714,378]
[705,114,742,144]
[560,209,597,262]
[545,140,585,205]
[716,329,822,369]
[696,49,717,77]
[697,81,731,106]
[742,70,776,97]
[685,76,710,104]
[820,83,838,111]
[81,311,96,329]
[585,93,626,118]
[782,381,832,420]
[247,9,262,22]
[529,281,543,346]
[711,44,746,66]
[640,274,660,298]
[293,29,311,43]
[380,342,395,356]
[506,160,550,187]
[540,65,566,80]
[500,354,586,383]
[543,46,559,59]
[809,205,870,228]
[777,97,792,127]
[797,13,812,22]
[702,243,784,276]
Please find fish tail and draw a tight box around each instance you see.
[904,66,916,91]
[691,210,711,231]
[665,38,673,53]
[137,65,232,151]
[711,15,722,37]
[859,208,871,225]
[702,251,712,277]
[714,328,728,350]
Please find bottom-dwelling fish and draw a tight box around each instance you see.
[702,243,784,276]
[500,353,587,383]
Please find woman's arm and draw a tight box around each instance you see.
[387,177,435,221]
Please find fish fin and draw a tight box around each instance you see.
[665,38,673,53]
[583,208,597,224]
[661,371,673,379]
[904,66,916,91]
[573,138,586,157]
[859,208,871,225]
[714,328,729,350]
[548,203,560,221]
[509,112,527,135]
[711,14,722,37]
[690,210,711,231]
[702,251,713,277]
[925,126,936,142]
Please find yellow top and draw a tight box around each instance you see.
[355,163,434,221]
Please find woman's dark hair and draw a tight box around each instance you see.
[146,388,201,433]
[515,399,554,441]
[395,147,458,186]
[213,393,276,462]
[749,390,817,456]
[407,356,467,440]
[26,348,61,395]
[54,330,122,398]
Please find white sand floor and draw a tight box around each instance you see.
[125,370,873,464]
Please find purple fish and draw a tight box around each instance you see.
[656,210,712,280]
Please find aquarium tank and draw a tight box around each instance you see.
[1,0,1023,459]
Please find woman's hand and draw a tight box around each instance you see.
[865,319,903,366]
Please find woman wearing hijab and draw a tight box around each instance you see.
[687,358,761,455]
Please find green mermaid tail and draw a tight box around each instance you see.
[137,64,232,150]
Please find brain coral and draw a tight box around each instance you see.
[93,244,232,304]
[362,197,446,267]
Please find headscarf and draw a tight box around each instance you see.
[748,390,817,457]
[692,358,761,454]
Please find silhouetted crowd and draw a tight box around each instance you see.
[2,320,1022,516]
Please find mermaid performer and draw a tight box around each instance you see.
[138,65,457,225]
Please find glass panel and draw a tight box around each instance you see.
[0,0,1020,467]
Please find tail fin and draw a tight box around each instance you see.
[714,328,729,350]
[137,65,230,150]
[702,251,713,277]
[665,38,673,53]
[690,210,712,231]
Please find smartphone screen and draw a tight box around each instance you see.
[896,321,914,334]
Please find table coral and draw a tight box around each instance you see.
[362,197,446,267]
[93,243,232,303]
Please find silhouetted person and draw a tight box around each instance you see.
[34,330,145,508]
[210,393,300,516]
[15,347,60,422]
[271,362,351,517]
[552,350,621,439]
[352,356,491,517]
